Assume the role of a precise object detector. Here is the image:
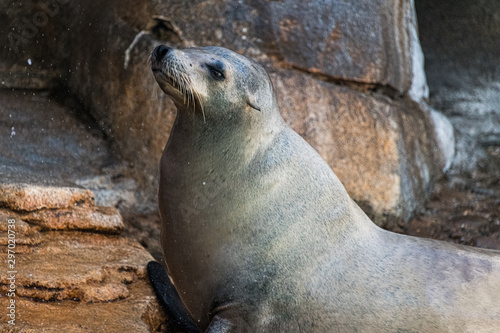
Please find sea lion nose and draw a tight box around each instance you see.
[154,45,172,60]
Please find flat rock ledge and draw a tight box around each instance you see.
[0,182,166,332]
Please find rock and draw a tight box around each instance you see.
[490,220,500,234]
[428,108,455,172]
[271,69,442,219]
[475,235,500,251]
[0,210,166,331]
[449,215,490,233]
[0,231,152,302]
[0,89,115,185]
[0,1,68,91]
[0,281,164,332]
[416,0,500,173]
[266,0,413,92]
[121,213,163,262]
[75,175,153,215]
[0,88,155,216]
[0,184,166,331]
[0,209,41,250]
[20,206,124,234]
[0,183,94,212]
[148,0,422,93]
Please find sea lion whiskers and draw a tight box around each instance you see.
[180,70,206,122]
[193,86,206,122]
[151,47,207,122]
[172,63,186,106]
[179,71,191,108]
[165,59,205,122]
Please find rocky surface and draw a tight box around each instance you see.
[19,206,124,233]
[0,285,163,333]
[0,182,165,332]
[395,146,500,250]
[0,183,94,212]
[416,0,500,172]
[382,0,500,250]
[0,89,154,215]
[149,0,419,93]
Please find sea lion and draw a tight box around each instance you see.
[149,44,500,332]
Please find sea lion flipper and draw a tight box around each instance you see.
[147,261,202,333]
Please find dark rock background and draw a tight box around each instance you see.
[416,0,500,171]
[396,0,500,249]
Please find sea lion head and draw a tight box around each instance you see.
[150,45,279,123]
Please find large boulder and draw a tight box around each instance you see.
[0,182,165,331]
[0,0,454,222]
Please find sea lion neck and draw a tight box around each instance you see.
[169,106,286,168]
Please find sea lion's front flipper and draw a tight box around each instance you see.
[147,261,202,333]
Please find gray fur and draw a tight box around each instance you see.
[152,46,500,333]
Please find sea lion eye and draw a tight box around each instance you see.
[207,63,225,81]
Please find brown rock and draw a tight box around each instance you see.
[0,280,164,332]
[81,283,130,303]
[0,183,94,212]
[0,194,166,331]
[449,215,490,236]
[20,206,124,234]
[0,209,36,236]
[0,198,166,331]
[0,231,153,302]
[0,209,41,249]
[266,0,414,92]
[475,235,500,251]
[271,69,441,220]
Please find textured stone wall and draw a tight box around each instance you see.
[0,0,454,223]
[416,0,500,172]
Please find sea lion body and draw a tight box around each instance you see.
[151,45,500,332]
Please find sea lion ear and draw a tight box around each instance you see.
[247,94,261,112]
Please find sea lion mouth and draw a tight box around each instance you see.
[156,70,197,106]
[152,67,177,87]
[151,53,205,120]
